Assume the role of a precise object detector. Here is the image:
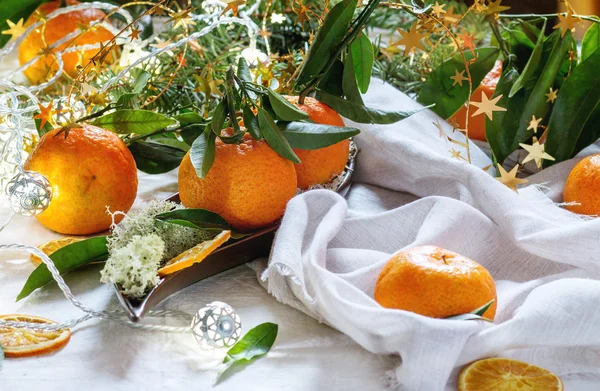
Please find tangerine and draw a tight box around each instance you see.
[563,154,600,215]
[178,130,297,231]
[284,96,350,189]
[374,246,497,319]
[449,60,503,142]
[0,314,71,358]
[18,0,115,84]
[24,124,138,235]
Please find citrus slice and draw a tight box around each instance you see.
[30,237,84,265]
[157,230,231,277]
[458,358,563,391]
[0,314,71,358]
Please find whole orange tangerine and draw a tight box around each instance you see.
[449,60,503,142]
[24,124,138,235]
[178,130,297,231]
[284,96,350,189]
[18,0,115,84]
[374,246,497,319]
[564,154,600,215]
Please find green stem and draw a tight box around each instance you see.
[500,13,600,24]
[225,67,241,133]
[298,0,381,103]
[487,16,511,59]
[77,105,115,123]
[126,127,180,145]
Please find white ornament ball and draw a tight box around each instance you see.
[6,171,52,216]
[191,301,242,349]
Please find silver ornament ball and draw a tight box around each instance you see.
[191,301,241,349]
[6,171,52,216]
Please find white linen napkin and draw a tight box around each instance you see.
[258,80,600,390]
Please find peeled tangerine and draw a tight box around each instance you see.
[178,131,297,232]
[284,96,351,189]
[374,246,497,320]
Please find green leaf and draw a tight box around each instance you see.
[0,0,41,48]
[318,59,345,97]
[211,100,227,135]
[156,208,229,229]
[544,49,600,164]
[509,20,546,98]
[513,30,574,151]
[243,105,262,140]
[237,57,253,83]
[279,121,359,150]
[581,23,600,63]
[129,141,185,174]
[221,322,278,374]
[486,66,528,164]
[151,137,189,152]
[445,299,495,321]
[295,0,358,88]
[130,68,151,94]
[342,49,364,105]
[417,47,500,119]
[266,89,309,121]
[175,112,206,126]
[573,105,600,157]
[35,117,54,137]
[180,123,207,145]
[92,109,176,134]
[316,90,431,124]
[190,129,216,178]
[350,32,374,94]
[257,108,300,163]
[17,236,109,301]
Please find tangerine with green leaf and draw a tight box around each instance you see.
[18,0,115,84]
[284,96,350,189]
[24,124,138,235]
[178,129,297,232]
[449,60,503,142]
[374,246,497,320]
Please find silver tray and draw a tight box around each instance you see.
[115,154,355,322]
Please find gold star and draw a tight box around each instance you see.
[221,0,246,17]
[431,2,446,17]
[519,141,555,169]
[294,0,311,26]
[128,26,142,42]
[33,101,56,129]
[433,119,446,139]
[259,29,272,39]
[89,91,108,106]
[545,87,558,103]
[497,164,528,191]
[193,73,223,97]
[449,148,464,160]
[443,6,460,24]
[2,18,26,41]
[393,24,426,56]
[167,8,196,29]
[450,69,469,87]
[553,11,579,38]
[458,28,476,55]
[484,0,511,16]
[177,52,187,67]
[473,0,486,13]
[527,115,542,133]
[470,92,507,120]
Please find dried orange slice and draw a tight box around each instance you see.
[157,230,231,277]
[30,237,84,265]
[0,314,71,358]
[458,358,563,391]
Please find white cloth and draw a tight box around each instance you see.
[260,80,600,390]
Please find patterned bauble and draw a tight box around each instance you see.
[191,301,242,348]
[6,170,52,216]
